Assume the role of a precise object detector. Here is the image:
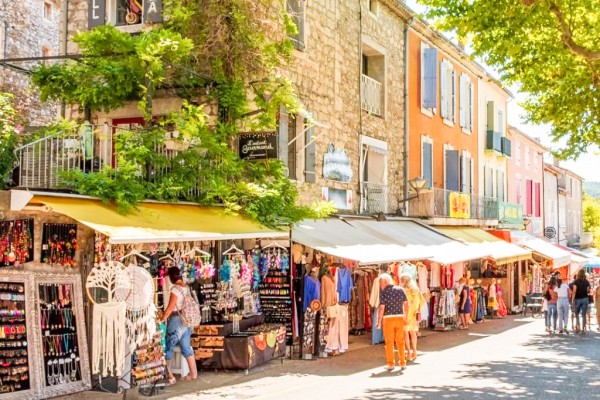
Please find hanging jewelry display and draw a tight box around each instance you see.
[38,283,82,387]
[0,219,34,267]
[41,224,79,267]
[258,243,293,345]
[0,281,30,394]
[86,261,131,377]
[114,265,157,352]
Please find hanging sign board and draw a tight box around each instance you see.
[238,132,278,161]
[88,0,106,29]
[448,191,471,219]
[544,227,557,239]
[498,202,524,225]
[143,0,163,23]
[323,143,352,182]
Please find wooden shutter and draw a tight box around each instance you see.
[526,179,533,215]
[451,69,456,122]
[445,149,459,191]
[440,61,447,118]
[304,121,315,183]
[497,170,505,201]
[460,155,471,194]
[534,182,541,217]
[422,48,437,108]
[497,110,504,134]
[484,166,494,197]
[487,101,495,131]
[469,157,474,194]
[422,142,433,188]
[460,155,466,192]
[459,74,466,128]
[468,81,474,131]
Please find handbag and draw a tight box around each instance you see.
[327,304,338,318]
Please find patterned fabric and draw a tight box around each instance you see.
[380,286,407,316]
[404,287,422,332]
[302,309,317,355]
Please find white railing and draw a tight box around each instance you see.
[360,74,383,116]
[361,182,387,214]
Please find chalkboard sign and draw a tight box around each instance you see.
[238,132,278,161]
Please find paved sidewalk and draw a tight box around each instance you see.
[58,315,600,399]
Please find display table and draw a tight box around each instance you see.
[197,325,286,371]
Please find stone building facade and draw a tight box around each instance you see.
[0,0,60,125]
[60,0,412,214]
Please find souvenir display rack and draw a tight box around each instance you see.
[131,331,166,396]
[38,283,82,388]
[0,219,34,267]
[41,224,79,267]
[258,266,293,345]
[0,281,30,395]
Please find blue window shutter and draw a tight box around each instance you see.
[422,48,437,108]
[440,61,447,117]
[445,149,459,191]
[422,142,433,188]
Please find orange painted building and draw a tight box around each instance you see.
[406,24,485,224]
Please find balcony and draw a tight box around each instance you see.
[501,137,511,158]
[407,188,498,222]
[486,130,502,153]
[13,126,200,196]
[361,182,387,214]
[361,74,383,116]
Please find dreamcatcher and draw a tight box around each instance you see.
[115,265,157,352]
[86,260,131,377]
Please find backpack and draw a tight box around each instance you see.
[176,286,201,327]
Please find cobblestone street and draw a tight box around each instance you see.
[61,314,600,400]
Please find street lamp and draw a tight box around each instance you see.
[396,176,428,216]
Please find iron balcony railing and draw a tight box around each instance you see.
[14,125,201,197]
[361,182,387,214]
[360,74,383,116]
[409,188,498,220]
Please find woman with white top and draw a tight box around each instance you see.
[556,278,572,334]
[159,266,198,384]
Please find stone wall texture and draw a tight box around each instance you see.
[0,0,60,126]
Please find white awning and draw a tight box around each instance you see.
[510,231,571,268]
[291,219,433,265]
[344,219,491,265]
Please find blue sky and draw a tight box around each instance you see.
[404,0,599,182]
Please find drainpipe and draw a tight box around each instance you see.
[358,0,364,214]
[403,17,415,216]
[60,0,69,117]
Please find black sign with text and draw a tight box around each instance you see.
[88,0,106,29]
[238,132,278,161]
[143,0,163,23]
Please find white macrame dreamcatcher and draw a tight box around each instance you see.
[115,264,157,352]
[86,260,132,377]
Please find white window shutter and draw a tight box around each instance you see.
[468,81,474,131]
[459,74,466,127]
[440,60,447,118]
[451,68,456,122]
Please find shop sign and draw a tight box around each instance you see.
[321,187,353,210]
[544,226,557,239]
[88,0,106,28]
[323,143,352,182]
[143,0,163,23]
[238,132,278,161]
[448,191,470,219]
[498,202,523,225]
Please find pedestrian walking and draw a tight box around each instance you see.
[556,277,571,334]
[458,278,472,330]
[376,273,408,371]
[400,273,422,362]
[571,269,591,335]
[544,277,558,333]
[594,280,600,332]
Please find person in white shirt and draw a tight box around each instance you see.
[556,278,571,334]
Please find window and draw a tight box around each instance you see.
[43,2,52,19]
[497,110,504,134]
[421,44,437,111]
[421,136,433,189]
[361,41,385,117]
[88,0,163,30]
[444,148,459,191]
[459,73,474,132]
[41,46,52,66]
[460,151,473,194]
[484,166,494,197]
[516,175,522,205]
[368,0,379,15]
[515,140,521,166]
[360,136,388,213]
[287,0,306,51]
[440,59,455,122]
[525,146,530,169]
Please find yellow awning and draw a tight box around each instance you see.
[30,195,287,244]
[436,227,531,265]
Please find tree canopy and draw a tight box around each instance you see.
[30,0,334,226]
[417,0,600,159]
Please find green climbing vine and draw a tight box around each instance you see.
[31,0,334,226]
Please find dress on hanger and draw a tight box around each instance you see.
[337,267,354,303]
[303,275,321,311]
